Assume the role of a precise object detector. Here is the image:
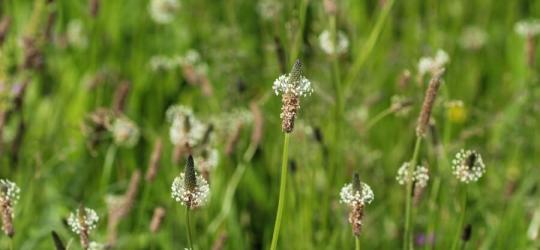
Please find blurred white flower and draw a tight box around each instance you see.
[88,241,106,250]
[150,55,176,71]
[459,26,487,50]
[149,50,207,74]
[257,0,282,21]
[180,49,208,75]
[418,49,449,78]
[67,19,88,49]
[452,149,486,183]
[318,30,349,55]
[166,105,206,146]
[111,117,140,147]
[195,148,219,172]
[149,0,180,24]
[514,19,540,37]
[67,207,99,235]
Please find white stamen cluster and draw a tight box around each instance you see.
[339,182,374,207]
[171,173,210,208]
[396,163,429,188]
[514,19,540,37]
[414,166,429,188]
[111,117,140,147]
[272,74,313,97]
[418,49,449,78]
[318,30,349,55]
[67,207,99,235]
[195,148,219,172]
[452,149,486,183]
[148,0,180,24]
[0,180,20,207]
[166,105,206,146]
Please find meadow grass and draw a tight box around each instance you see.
[0,0,540,249]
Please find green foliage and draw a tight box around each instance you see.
[0,0,539,249]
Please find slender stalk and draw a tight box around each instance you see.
[424,177,441,250]
[451,187,468,250]
[270,133,290,250]
[185,206,194,250]
[403,136,422,250]
[289,0,308,66]
[364,107,394,131]
[101,145,117,194]
[135,183,151,230]
[344,0,395,90]
[355,236,361,250]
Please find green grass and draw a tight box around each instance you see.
[1,0,540,249]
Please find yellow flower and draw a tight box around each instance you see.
[446,100,467,124]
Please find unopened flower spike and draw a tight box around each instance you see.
[171,155,210,209]
[273,60,313,133]
[452,149,486,183]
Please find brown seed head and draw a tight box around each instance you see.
[348,204,364,237]
[416,68,445,137]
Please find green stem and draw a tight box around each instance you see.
[365,107,394,131]
[136,183,151,231]
[101,145,117,194]
[270,133,290,250]
[289,0,308,66]
[344,0,395,90]
[329,13,344,184]
[403,136,422,250]
[451,187,468,250]
[185,206,194,250]
[355,236,361,250]
[424,177,441,250]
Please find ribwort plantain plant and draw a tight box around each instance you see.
[339,173,374,250]
[171,155,210,250]
[270,59,312,250]
[403,68,445,250]
[67,204,99,250]
[450,150,485,250]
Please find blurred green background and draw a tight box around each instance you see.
[1,0,540,249]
